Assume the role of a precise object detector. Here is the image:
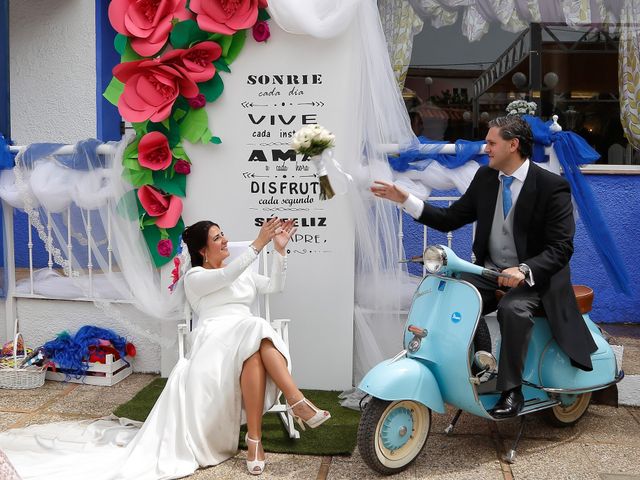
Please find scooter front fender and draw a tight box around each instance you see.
[358,356,445,414]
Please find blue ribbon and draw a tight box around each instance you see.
[20,138,104,170]
[0,133,16,169]
[389,136,488,172]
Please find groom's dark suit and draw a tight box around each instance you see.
[417,162,597,388]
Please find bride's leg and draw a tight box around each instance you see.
[240,352,266,462]
[258,339,316,420]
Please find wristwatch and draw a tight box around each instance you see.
[518,263,531,280]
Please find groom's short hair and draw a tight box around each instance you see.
[488,115,533,160]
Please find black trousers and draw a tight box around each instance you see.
[460,273,541,392]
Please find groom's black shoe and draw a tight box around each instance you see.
[491,387,524,419]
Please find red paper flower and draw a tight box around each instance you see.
[138,132,172,171]
[190,0,265,35]
[187,94,207,109]
[162,41,222,83]
[174,159,192,174]
[137,185,183,228]
[157,238,174,257]
[125,342,137,357]
[113,59,198,122]
[108,0,192,57]
[252,20,270,42]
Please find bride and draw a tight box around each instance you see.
[0,217,330,479]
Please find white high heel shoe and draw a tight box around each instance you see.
[287,397,331,431]
[245,433,265,475]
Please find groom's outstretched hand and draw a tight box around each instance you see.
[370,180,409,204]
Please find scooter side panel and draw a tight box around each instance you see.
[539,314,618,390]
[358,357,446,413]
[405,275,489,417]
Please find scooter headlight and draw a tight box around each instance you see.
[423,245,447,273]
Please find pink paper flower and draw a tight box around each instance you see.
[162,42,222,83]
[138,132,172,171]
[108,0,192,57]
[137,185,183,228]
[113,59,198,122]
[190,0,265,35]
[187,94,207,109]
[157,238,174,257]
[252,21,270,42]
[174,159,192,174]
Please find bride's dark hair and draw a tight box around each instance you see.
[182,220,219,267]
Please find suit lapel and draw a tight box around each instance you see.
[476,170,499,258]
[513,162,538,259]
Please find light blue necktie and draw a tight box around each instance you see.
[502,176,514,218]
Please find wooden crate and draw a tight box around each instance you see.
[46,354,133,386]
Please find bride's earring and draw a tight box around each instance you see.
[204,252,208,265]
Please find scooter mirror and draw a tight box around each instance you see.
[474,351,497,371]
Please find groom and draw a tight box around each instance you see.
[371,115,597,418]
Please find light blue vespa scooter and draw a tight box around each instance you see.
[357,245,624,475]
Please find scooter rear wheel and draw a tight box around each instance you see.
[357,398,431,475]
[543,392,592,427]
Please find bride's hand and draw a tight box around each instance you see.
[253,217,281,251]
[273,219,297,255]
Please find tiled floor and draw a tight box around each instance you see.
[1,324,640,479]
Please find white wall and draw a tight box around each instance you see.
[9,0,96,144]
[1,299,161,373]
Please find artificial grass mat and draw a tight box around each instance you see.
[114,378,360,455]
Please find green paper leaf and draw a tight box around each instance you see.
[140,214,157,228]
[200,127,213,144]
[123,167,154,187]
[147,121,169,136]
[121,40,143,62]
[170,19,209,49]
[225,30,246,65]
[132,121,149,136]
[213,58,231,73]
[258,9,271,21]
[153,170,187,197]
[142,219,185,267]
[210,136,222,145]
[218,35,233,57]
[172,145,190,160]
[179,108,209,144]
[103,77,125,107]
[198,73,224,102]
[114,34,128,55]
[173,108,187,122]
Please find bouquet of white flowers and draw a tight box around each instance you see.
[506,100,537,116]
[291,125,336,200]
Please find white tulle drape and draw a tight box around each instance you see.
[0,138,184,348]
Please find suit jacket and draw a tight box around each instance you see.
[418,163,597,369]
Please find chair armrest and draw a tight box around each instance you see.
[177,323,188,334]
[270,318,291,326]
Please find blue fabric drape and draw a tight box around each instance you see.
[0,133,15,169]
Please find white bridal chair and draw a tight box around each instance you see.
[177,241,300,439]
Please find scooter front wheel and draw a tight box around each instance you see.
[357,398,431,475]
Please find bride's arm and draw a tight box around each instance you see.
[254,251,287,294]
[184,248,258,298]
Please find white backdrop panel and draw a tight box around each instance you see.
[182,23,357,389]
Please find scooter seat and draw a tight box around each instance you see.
[495,285,594,315]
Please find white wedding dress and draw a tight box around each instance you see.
[0,247,290,480]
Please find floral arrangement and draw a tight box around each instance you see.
[104,0,271,267]
[506,100,537,116]
[291,125,336,200]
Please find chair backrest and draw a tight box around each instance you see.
[186,241,266,331]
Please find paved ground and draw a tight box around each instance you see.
[1,325,639,480]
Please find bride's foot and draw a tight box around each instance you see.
[245,433,265,475]
[287,396,331,431]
